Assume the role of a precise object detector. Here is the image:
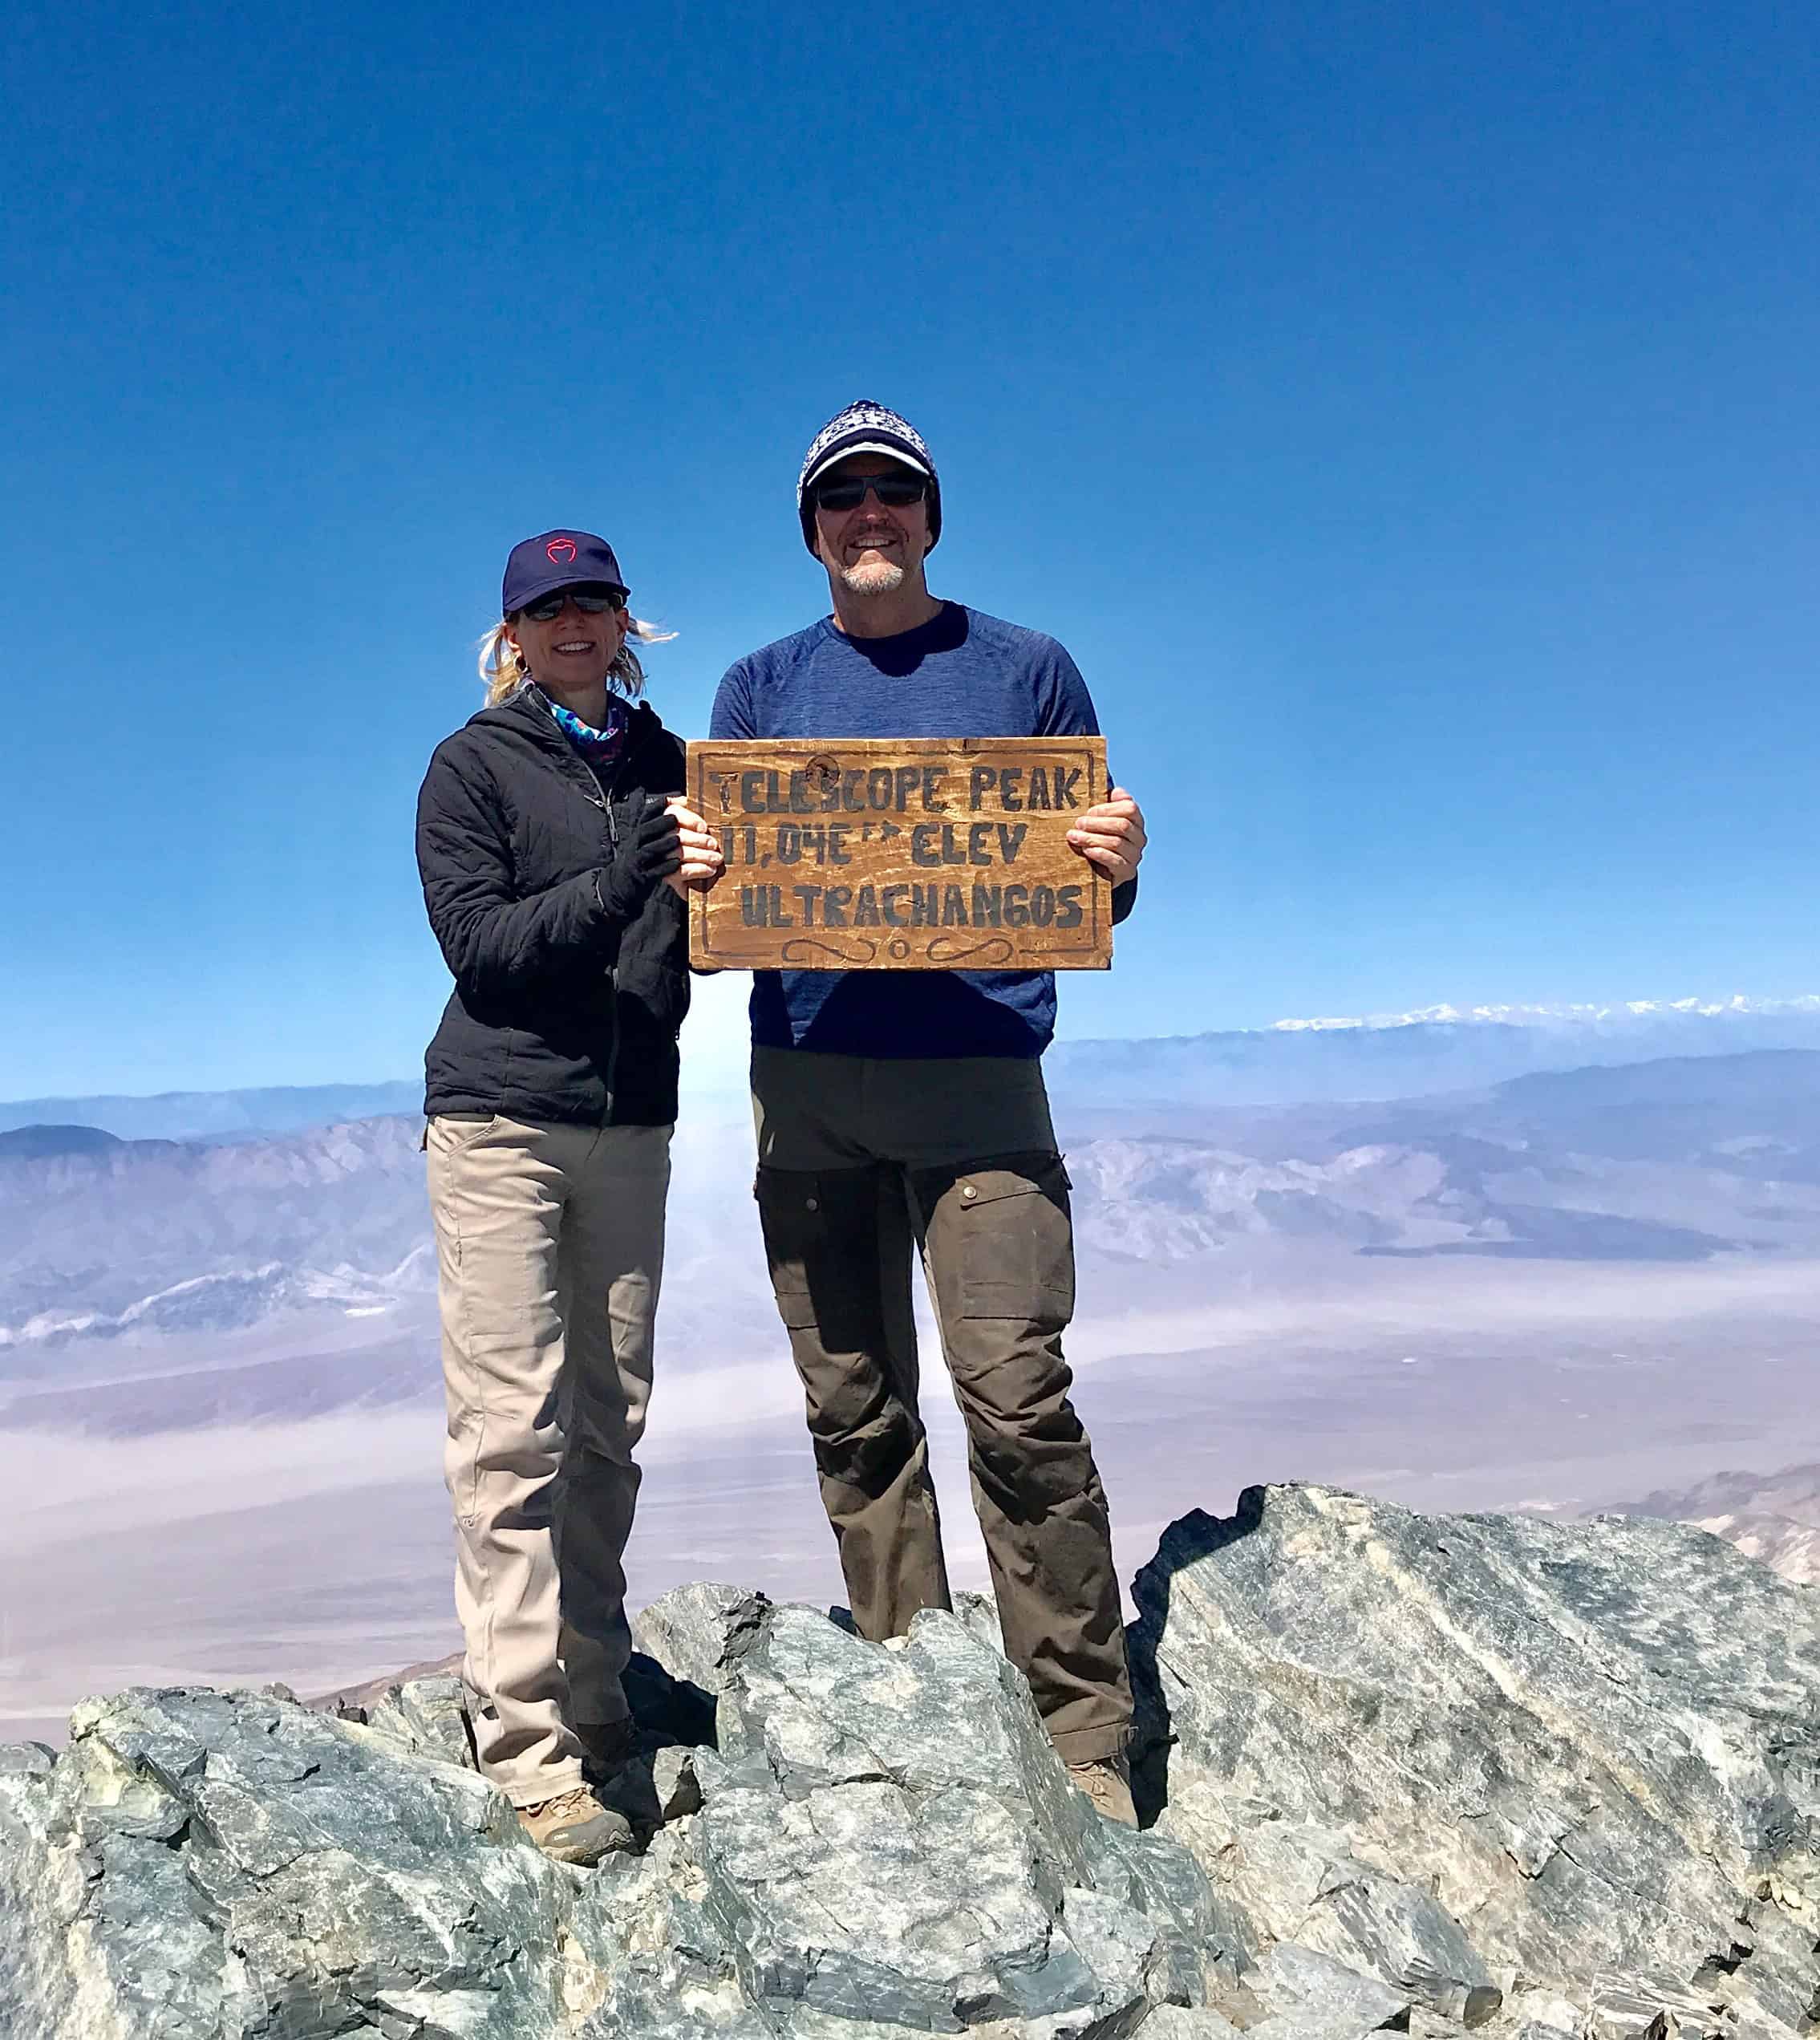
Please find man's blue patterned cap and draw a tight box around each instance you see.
[797,400,942,554]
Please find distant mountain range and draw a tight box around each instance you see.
[0,1115,429,1333]
[0,1081,421,1144]
[1061,1048,1820,1263]
[4,1047,1818,1437]
[1608,1462,1820,1585]
[6,995,1818,1140]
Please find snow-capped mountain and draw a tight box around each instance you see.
[1051,994,1820,1105]
[1269,994,1820,1033]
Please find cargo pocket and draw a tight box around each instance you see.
[755,1165,886,1343]
[945,1154,1075,1328]
[754,1167,823,1330]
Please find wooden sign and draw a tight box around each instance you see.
[687,736,1112,971]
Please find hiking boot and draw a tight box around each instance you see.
[1066,1753,1137,1827]
[516,1787,634,1865]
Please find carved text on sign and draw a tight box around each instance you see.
[687,737,1112,971]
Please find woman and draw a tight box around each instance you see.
[415,529,721,1864]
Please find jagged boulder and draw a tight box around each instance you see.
[630,1582,775,1700]
[1176,1811,1498,2026]
[570,1601,1242,2035]
[0,1597,1231,2037]
[353,1668,476,1768]
[0,1683,567,2037]
[4,1485,1818,2038]
[1130,1484,1820,2038]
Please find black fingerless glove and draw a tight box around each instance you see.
[594,793,683,925]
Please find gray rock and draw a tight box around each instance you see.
[694,1601,1185,2030]
[1,1684,565,2038]
[1132,1485,1820,2035]
[8,1486,1818,2038]
[623,1647,724,1751]
[1405,2010,1470,2040]
[574,1597,1230,2036]
[1290,1867,1496,2029]
[594,1742,707,1831]
[1477,1989,1579,2040]
[1237,1827,1497,2026]
[1138,2010,1247,2038]
[716,1602,1091,1859]
[1055,1884,1157,2017]
[652,1743,705,1820]
[631,1582,773,1698]
[1084,1802,1255,2002]
[1153,1795,1491,2023]
[355,1670,476,1768]
[1245,2014,1400,2040]
[567,1823,761,2036]
[335,1658,711,1841]
[0,1758,87,2037]
[1250,1941,1414,2035]
[0,1598,1229,2036]
[954,1586,1007,1654]
[1582,1977,1737,2040]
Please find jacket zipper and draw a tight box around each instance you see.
[523,701,629,1108]
[592,755,622,1114]
[599,720,682,1124]
[598,727,670,1117]
[514,693,672,1123]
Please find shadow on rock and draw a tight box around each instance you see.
[1128,1485,1267,1829]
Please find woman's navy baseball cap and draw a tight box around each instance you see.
[502,531,629,615]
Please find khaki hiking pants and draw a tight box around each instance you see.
[426,1113,670,1807]
[751,1047,1132,1762]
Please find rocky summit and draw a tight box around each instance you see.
[1,1484,1815,2039]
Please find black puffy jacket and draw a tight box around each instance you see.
[415,686,690,1126]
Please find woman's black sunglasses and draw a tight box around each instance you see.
[810,472,930,513]
[518,585,626,622]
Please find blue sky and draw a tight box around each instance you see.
[4,0,1816,1097]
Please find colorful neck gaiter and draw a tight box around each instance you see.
[535,685,630,768]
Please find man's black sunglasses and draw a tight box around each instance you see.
[810,472,930,513]
[518,585,626,622]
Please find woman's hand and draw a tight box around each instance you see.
[666,798,726,897]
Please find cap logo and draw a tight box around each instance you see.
[546,537,578,565]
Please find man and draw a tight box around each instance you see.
[710,400,1147,1823]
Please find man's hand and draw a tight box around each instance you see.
[666,798,726,897]
[1067,786,1146,887]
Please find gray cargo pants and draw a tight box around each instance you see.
[751,1047,1132,1761]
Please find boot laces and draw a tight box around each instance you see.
[528,1787,598,1821]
